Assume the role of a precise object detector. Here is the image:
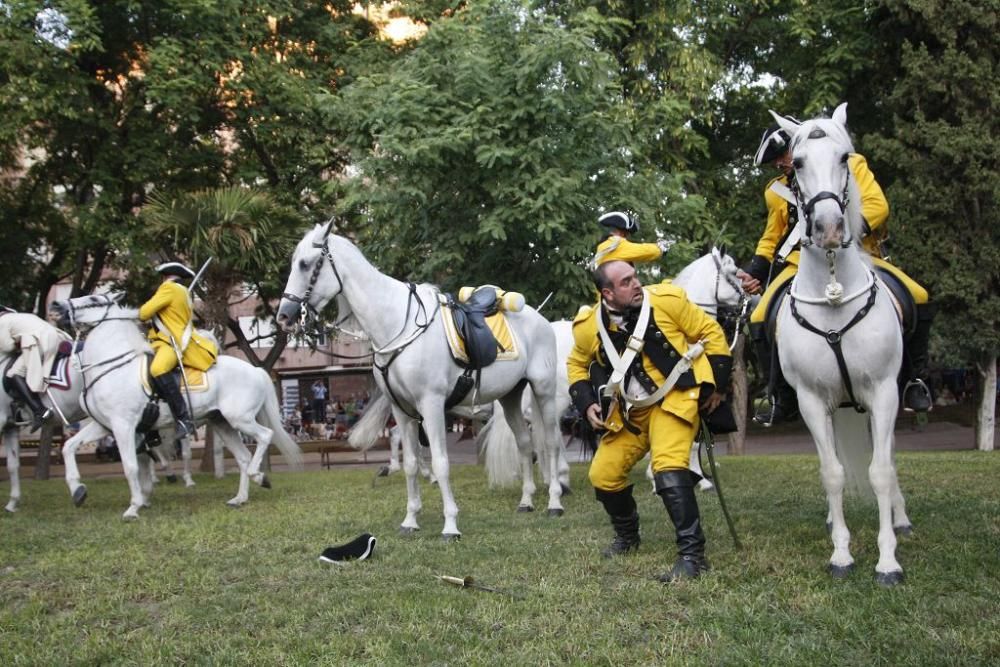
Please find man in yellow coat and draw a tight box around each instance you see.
[138,262,218,438]
[591,211,667,268]
[740,121,934,425]
[567,259,731,581]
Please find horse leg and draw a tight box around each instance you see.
[800,396,853,576]
[113,425,148,520]
[4,426,20,512]
[62,420,109,508]
[689,440,715,492]
[868,387,905,586]
[498,391,536,512]
[178,434,196,487]
[418,407,460,539]
[890,469,912,536]
[529,386,564,517]
[214,421,253,506]
[389,427,402,475]
[397,416,423,534]
[138,453,155,505]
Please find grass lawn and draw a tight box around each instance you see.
[1,451,998,665]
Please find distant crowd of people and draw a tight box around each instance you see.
[283,382,371,440]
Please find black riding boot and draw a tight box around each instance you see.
[8,374,52,433]
[595,485,641,558]
[750,323,798,427]
[152,370,195,439]
[654,470,709,581]
[903,304,935,412]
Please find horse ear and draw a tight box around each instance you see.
[769,109,800,137]
[832,102,848,128]
[311,219,334,247]
[718,243,727,258]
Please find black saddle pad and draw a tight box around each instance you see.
[448,288,501,370]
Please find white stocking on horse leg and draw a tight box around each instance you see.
[4,428,20,512]
[499,392,536,512]
[801,398,854,574]
[62,420,108,508]
[398,418,423,534]
[114,426,148,520]
[420,411,460,539]
[868,391,905,584]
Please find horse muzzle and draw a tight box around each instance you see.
[276,299,302,331]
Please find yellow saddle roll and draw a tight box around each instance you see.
[458,285,525,313]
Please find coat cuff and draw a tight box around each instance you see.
[747,254,771,284]
[707,354,733,391]
[569,379,598,417]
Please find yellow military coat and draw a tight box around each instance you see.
[755,153,887,268]
[566,282,730,429]
[593,235,662,267]
[138,281,218,371]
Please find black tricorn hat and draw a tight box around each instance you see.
[155,262,195,280]
[318,533,377,564]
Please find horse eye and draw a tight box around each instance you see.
[792,157,804,170]
[840,153,849,164]
[298,259,309,270]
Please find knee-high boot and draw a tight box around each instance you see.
[750,323,798,426]
[8,374,52,433]
[654,469,709,581]
[152,370,195,439]
[594,485,640,558]
[903,303,935,412]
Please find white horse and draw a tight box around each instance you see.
[771,104,911,585]
[1,343,178,512]
[277,223,563,539]
[479,248,747,492]
[51,294,303,519]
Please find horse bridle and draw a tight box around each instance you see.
[705,252,750,351]
[281,232,345,326]
[791,131,853,250]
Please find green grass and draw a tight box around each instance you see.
[2,452,998,665]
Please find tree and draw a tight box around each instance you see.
[867,0,999,450]
[139,186,305,370]
[326,0,714,317]
[0,1,385,313]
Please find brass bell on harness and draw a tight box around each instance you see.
[458,285,525,313]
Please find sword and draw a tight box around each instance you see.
[188,257,213,294]
[700,422,742,550]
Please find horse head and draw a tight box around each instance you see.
[771,103,863,251]
[710,246,745,309]
[50,292,128,332]
[277,220,341,331]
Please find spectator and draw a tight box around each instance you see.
[311,380,328,423]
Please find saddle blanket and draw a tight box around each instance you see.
[441,307,519,365]
[46,341,84,391]
[140,363,210,395]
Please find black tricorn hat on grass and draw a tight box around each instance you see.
[319,533,376,564]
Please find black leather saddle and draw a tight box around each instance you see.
[446,287,503,370]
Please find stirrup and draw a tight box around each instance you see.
[902,379,932,413]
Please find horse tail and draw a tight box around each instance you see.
[832,408,875,500]
[257,369,304,468]
[348,390,391,452]
[481,401,522,488]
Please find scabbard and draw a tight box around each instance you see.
[701,422,742,550]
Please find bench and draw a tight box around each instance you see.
[296,437,390,469]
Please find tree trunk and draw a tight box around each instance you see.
[199,427,220,475]
[34,421,57,480]
[974,353,996,452]
[727,335,747,455]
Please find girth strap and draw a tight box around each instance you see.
[789,279,879,413]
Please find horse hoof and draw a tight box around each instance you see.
[260,475,271,489]
[828,563,855,579]
[826,521,833,534]
[517,505,534,513]
[560,483,572,496]
[122,513,139,521]
[226,500,244,508]
[547,508,565,518]
[72,486,88,507]
[376,465,390,478]
[875,570,905,587]
[894,524,913,537]
[399,526,419,536]
[165,474,178,484]
[4,502,17,513]
[441,533,461,542]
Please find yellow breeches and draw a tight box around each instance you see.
[149,342,179,377]
[750,257,928,325]
[588,405,700,492]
